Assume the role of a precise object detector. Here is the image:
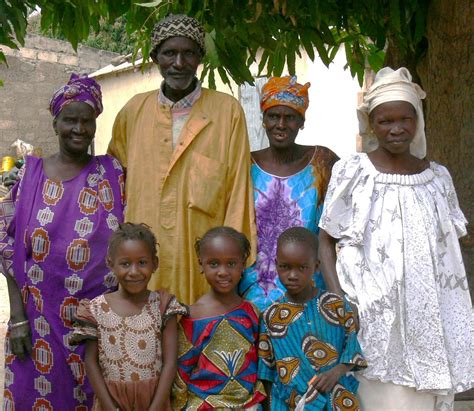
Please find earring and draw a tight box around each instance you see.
[300,125,304,130]
[262,123,266,129]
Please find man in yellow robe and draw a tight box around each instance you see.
[108,15,256,304]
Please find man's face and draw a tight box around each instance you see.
[154,36,201,100]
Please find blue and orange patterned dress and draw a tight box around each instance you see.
[239,146,338,311]
[172,301,266,410]
[258,290,367,410]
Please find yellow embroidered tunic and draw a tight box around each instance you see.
[108,88,256,304]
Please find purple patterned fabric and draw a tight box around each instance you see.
[1,155,124,410]
[253,178,303,285]
[49,73,103,118]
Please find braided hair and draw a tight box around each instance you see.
[194,226,251,263]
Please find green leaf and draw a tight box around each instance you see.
[286,37,297,75]
[204,31,219,67]
[328,45,339,62]
[310,30,330,66]
[136,0,164,8]
[199,63,209,83]
[0,51,8,66]
[266,53,274,77]
[257,50,269,75]
[286,49,296,75]
[0,34,19,49]
[300,32,314,60]
[319,23,336,46]
[273,47,285,76]
[217,66,232,88]
[208,68,216,89]
[356,67,364,85]
[40,9,54,33]
[9,6,27,46]
[367,45,385,72]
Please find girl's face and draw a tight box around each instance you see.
[276,241,319,302]
[369,101,417,156]
[108,239,158,297]
[199,235,245,296]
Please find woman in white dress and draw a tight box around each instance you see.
[318,67,473,410]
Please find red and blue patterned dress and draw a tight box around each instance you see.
[173,301,266,409]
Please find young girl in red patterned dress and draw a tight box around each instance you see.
[172,226,266,410]
[72,223,186,410]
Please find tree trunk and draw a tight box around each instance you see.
[384,33,420,85]
[417,0,474,299]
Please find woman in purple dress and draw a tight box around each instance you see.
[1,74,125,410]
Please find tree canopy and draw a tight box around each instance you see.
[1,0,430,87]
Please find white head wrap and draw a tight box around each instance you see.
[357,67,427,159]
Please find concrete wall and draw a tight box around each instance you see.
[0,34,119,159]
[92,63,163,155]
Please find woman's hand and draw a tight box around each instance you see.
[9,320,32,360]
[5,273,33,360]
[318,230,345,295]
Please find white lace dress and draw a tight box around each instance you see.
[320,153,473,399]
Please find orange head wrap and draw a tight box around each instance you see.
[260,76,310,118]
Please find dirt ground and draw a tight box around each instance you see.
[0,275,473,410]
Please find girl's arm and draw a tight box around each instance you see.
[1,177,31,359]
[5,273,32,360]
[84,339,118,411]
[319,230,360,329]
[311,363,354,393]
[149,316,178,410]
[318,229,344,295]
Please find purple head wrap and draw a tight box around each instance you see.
[49,73,103,118]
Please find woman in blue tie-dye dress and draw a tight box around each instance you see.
[239,76,338,311]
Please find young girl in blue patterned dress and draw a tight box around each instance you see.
[172,226,266,410]
[258,227,367,410]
